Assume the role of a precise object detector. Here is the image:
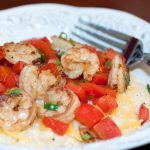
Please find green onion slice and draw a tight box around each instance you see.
[147,84,150,94]
[39,51,46,63]
[69,39,76,46]
[105,59,112,68]
[59,32,67,39]
[44,103,58,111]
[125,73,130,87]
[81,134,91,142]
[59,51,65,57]
[8,88,21,95]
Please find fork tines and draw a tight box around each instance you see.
[72,18,132,52]
[72,18,144,66]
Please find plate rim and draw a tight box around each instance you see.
[0,3,149,26]
[0,3,150,150]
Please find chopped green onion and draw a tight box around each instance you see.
[105,59,112,68]
[56,59,61,66]
[59,51,65,57]
[39,51,46,63]
[147,84,150,94]
[8,88,21,95]
[81,134,91,142]
[59,32,67,39]
[125,73,130,87]
[69,39,76,46]
[44,103,58,111]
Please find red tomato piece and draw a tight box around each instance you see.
[0,82,6,94]
[43,117,69,136]
[92,73,108,85]
[80,83,117,98]
[26,37,57,60]
[0,51,4,61]
[40,63,59,76]
[41,37,51,44]
[4,73,18,88]
[0,66,18,88]
[0,66,11,83]
[65,82,87,103]
[93,95,118,113]
[93,117,121,139]
[138,104,149,124]
[13,61,26,74]
[0,59,13,67]
[105,48,126,62]
[75,104,104,128]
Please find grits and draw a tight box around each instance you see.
[0,73,149,148]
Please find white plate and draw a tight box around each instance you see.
[0,3,150,150]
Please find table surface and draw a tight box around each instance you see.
[0,0,150,22]
[0,0,150,150]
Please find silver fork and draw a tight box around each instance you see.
[72,18,150,66]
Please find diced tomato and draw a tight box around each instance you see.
[26,37,57,60]
[65,82,87,103]
[0,82,6,94]
[93,117,121,139]
[103,85,117,97]
[80,83,117,98]
[75,104,104,128]
[0,66,18,88]
[40,63,59,76]
[0,59,13,67]
[105,48,126,62]
[13,61,26,74]
[0,66,11,82]
[4,73,18,88]
[0,51,4,61]
[92,73,108,85]
[93,95,118,113]
[43,117,69,136]
[138,104,149,124]
[99,55,106,65]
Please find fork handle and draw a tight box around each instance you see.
[143,53,150,66]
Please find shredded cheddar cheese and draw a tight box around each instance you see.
[110,92,141,134]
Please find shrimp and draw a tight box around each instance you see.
[3,43,40,64]
[0,95,37,131]
[19,65,57,100]
[51,36,82,52]
[38,87,80,123]
[108,55,128,93]
[61,48,100,81]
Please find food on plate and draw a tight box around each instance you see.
[0,94,37,131]
[3,43,40,64]
[19,65,57,99]
[0,34,149,148]
[39,86,80,122]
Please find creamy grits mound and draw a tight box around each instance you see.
[110,72,150,134]
[0,72,150,148]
